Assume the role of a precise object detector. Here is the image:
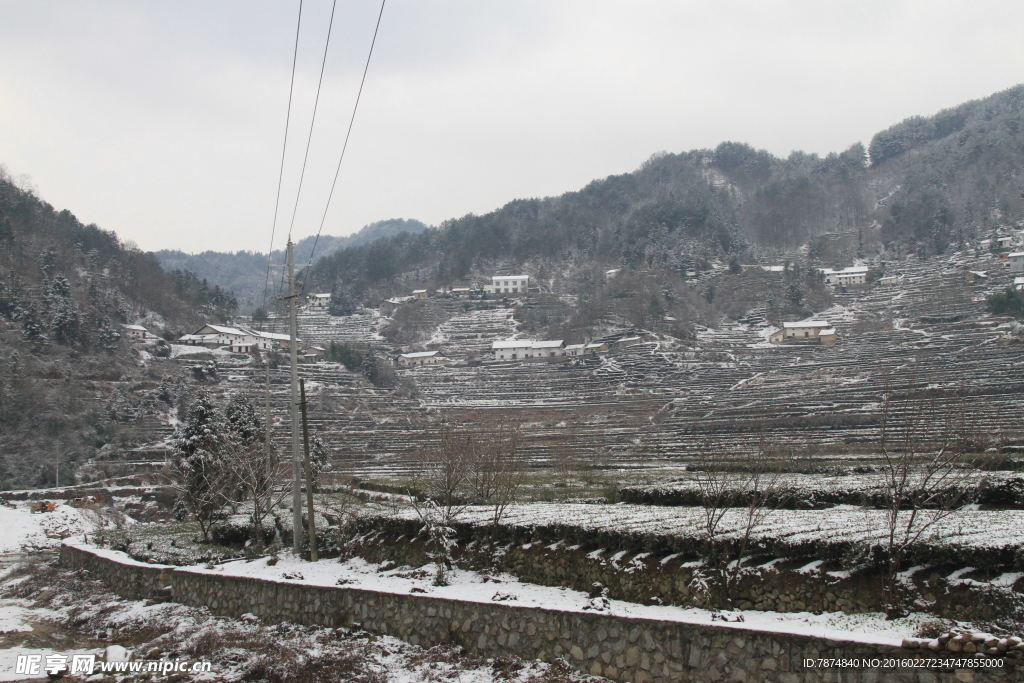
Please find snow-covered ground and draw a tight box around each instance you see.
[0,560,598,682]
[0,504,130,554]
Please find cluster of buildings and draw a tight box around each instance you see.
[490,338,638,361]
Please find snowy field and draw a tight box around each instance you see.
[380,503,1024,555]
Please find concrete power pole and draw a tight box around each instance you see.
[287,240,302,553]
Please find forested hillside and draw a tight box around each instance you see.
[0,170,236,488]
[154,218,428,312]
[310,84,1024,305]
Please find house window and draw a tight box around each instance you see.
[804,331,809,337]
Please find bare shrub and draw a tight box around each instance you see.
[877,381,982,618]
[689,429,785,610]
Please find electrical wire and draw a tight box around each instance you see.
[286,0,339,243]
[260,0,305,323]
[299,0,386,293]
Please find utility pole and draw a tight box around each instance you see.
[288,239,302,553]
[265,362,273,474]
[300,379,317,561]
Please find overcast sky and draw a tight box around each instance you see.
[1,1,1023,254]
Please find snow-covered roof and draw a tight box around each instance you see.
[399,350,443,359]
[490,275,528,281]
[492,340,531,349]
[966,271,988,278]
[311,293,331,298]
[820,266,869,275]
[450,287,471,292]
[122,324,149,331]
[1015,277,1024,285]
[195,324,248,336]
[250,331,291,341]
[384,296,414,304]
[818,328,836,336]
[411,289,427,294]
[1009,252,1024,258]
[532,340,564,349]
[760,265,785,272]
[178,333,218,342]
[585,342,608,349]
[565,344,586,350]
[783,320,829,328]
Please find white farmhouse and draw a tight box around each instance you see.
[769,320,835,345]
[250,330,294,351]
[1014,276,1024,291]
[485,275,529,295]
[179,324,256,351]
[492,340,533,360]
[122,324,155,341]
[531,340,566,358]
[308,293,331,308]
[564,343,586,357]
[820,266,869,286]
[396,350,450,367]
[1009,252,1024,273]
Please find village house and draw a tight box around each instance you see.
[878,275,899,286]
[179,324,255,351]
[760,265,786,273]
[122,324,156,341]
[997,236,1016,250]
[491,340,533,360]
[380,296,414,317]
[485,275,529,295]
[450,287,471,297]
[1014,276,1024,291]
[396,350,451,367]
[250,330,292,351]
[584,342,609,355]
[615,336,642,348]
[1009,252,1024,273]
[564,343,586,357]
[769,320,835,345]
[605,269,620,280]
[531,340,566,358]
[964,270,988,283]
[820,266,869,286]
[308,293,331,308]
[412,289,429,299]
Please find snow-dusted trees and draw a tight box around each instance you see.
[167,391,235,541]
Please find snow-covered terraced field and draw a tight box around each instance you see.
[380,502,1024,557]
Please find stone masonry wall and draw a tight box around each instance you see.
[59,542,1021,683]
[346,531,1024,625]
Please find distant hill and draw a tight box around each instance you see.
[154,218,429,312]
[311,84,1024,302]
[0,170,239,488]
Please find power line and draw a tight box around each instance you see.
[286,0,339,243]
[299,0,386,292]
[260,0,305,320]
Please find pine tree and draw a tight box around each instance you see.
[50,297,82,345]
[309,431,330,492]
[168,391,233,540]
[96,317,121,352]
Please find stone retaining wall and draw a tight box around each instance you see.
[345,529,1024,625]
[59,543,1020,683]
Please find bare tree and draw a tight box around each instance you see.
[468,422,524,542]
[409,426,477,586]
[877,382,981,618]
[222,436,291,549]
[690,428,784,610]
